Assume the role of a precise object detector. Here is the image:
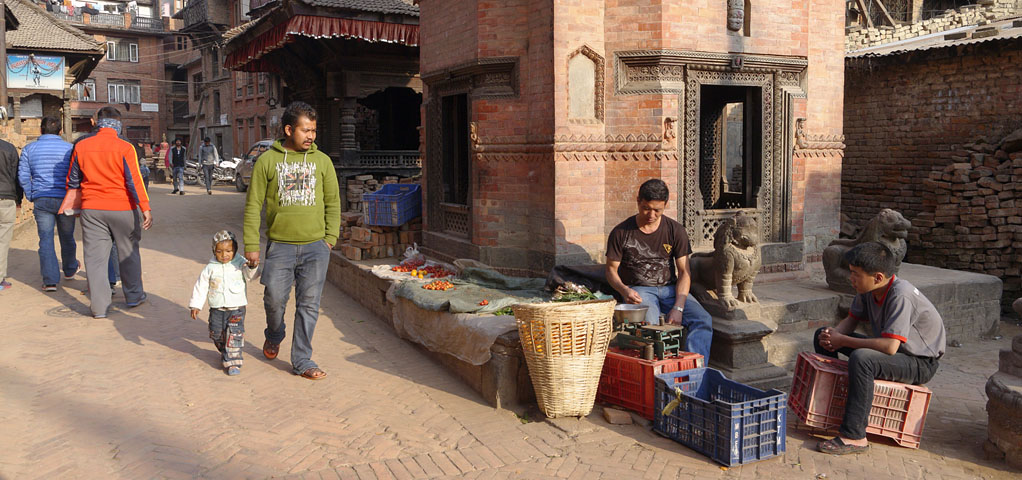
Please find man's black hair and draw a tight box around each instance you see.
[844,242,897,277]
[40,116,61,135]
[281,101,318,130]
[203,136,211,142]
[638,179,669,202]
[174,138,182,144]
[96,106,121,120]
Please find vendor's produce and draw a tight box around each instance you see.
[552,282,598,302]
[423,280,455,291]
[391,258,426,272]
[478,300,489,306]
[421,265,456,278]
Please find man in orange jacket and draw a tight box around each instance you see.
[67,107,153,318]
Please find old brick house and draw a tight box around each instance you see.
[843,19,1022,309]
[418,1,847,276]
[4,0,104,140]
[49,0,170,143]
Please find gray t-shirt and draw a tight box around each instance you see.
[849,277,946,358]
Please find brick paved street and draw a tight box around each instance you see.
[0,184,1019,479]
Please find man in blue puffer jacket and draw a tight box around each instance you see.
[18,116,77,291]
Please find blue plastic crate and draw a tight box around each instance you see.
[653,368,787,466]
[362,183,422,226]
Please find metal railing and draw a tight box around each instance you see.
[90,13,125,26]
[130,15,164,31]
[50,11,163,32]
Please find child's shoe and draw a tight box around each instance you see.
[226,366,241,376]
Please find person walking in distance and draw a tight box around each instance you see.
[18,117,79,291]
[169,138,186,195]
[198,137,219,195]
[66,107,153,318]
[243,101,340,380]
[0,136,23,292]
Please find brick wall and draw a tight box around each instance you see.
[70,32,166,141]
[420,0,846,273]
[843,37,1022,308]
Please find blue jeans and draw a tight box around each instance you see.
[33,196,78,285]
[261,240,330,374]
[202,164,214,191]
[172,166,184,191]
[632,285,713,360]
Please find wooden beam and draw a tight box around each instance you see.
[856,0,875,28]
[872,0,898,27]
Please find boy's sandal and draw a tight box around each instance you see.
[818,437,869,455]
[226,366,241,376]
[300,368,327,380]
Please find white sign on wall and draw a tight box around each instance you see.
[141,102,159,112]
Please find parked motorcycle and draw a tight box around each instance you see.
[183,157,239,186]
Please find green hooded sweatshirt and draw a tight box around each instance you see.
[243,139,340,253]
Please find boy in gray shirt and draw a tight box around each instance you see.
[814,241,946,454]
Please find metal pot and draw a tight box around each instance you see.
[613,304,649,324]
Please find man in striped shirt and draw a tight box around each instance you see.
[67,107,154,318]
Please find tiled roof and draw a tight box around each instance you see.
[222,19,257,41]
[296,0,418,17]
[6,0,105,53]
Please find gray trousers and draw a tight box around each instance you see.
[80,209,145,316]
[0,199,15,280]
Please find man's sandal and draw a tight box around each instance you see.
[300,368,327,380]
[262,340,280,360]
[818,437,869,455]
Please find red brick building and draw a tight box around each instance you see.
[843,21,1022,309]
[418,0,847,275]
[50,2,171,143]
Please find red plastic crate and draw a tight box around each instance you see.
[788,352,932,448]
[597,347,703,420]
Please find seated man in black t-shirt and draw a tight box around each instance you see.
[605,179,713,360]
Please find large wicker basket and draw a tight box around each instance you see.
[513,299,615,418]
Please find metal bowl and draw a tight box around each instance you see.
[613,304,649,324]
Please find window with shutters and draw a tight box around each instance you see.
[106,39,139,62]
[108,80,142,104]
[72,79,97,102]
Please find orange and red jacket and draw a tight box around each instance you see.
[67,128,150,212]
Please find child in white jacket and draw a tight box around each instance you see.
[189,230,258,375]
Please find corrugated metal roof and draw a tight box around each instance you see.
[296,0,418,17]
[6,0,105,53]
[847,17,1022,58]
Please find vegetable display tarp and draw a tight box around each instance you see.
[388,266,550,314]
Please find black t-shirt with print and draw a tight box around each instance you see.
[606,215,691,287]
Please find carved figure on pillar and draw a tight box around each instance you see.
[689,211,762,311]
[822,208,911,293]
[727,0,745,32]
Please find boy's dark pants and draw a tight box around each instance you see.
[209,307,245,368]
[812,327,939,440]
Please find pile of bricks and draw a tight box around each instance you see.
[915,127,1022,308]
[337,213,423,261]
[346,175,403,213]
[844,1,1018,51]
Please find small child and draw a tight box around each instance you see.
[189,230,258,375]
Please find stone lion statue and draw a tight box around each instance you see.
[690,212,762,311]
[823,208,911,293]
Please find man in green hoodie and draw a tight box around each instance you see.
[243,101,340,380]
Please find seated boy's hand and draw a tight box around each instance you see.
[189,308,200,320]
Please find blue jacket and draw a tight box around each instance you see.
[18,134,73,201]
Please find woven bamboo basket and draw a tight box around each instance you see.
[513,299,615,418]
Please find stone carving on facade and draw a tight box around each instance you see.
[795,118,846,152]
[822,208,911,293]
[663,117,677,145]
[727,0,745,32]
[567,45,605,123]
[689,211,762,311]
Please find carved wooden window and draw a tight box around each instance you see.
[699,85,761,210]
[440,94,470,206]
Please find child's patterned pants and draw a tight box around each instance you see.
[209,307,245,368]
